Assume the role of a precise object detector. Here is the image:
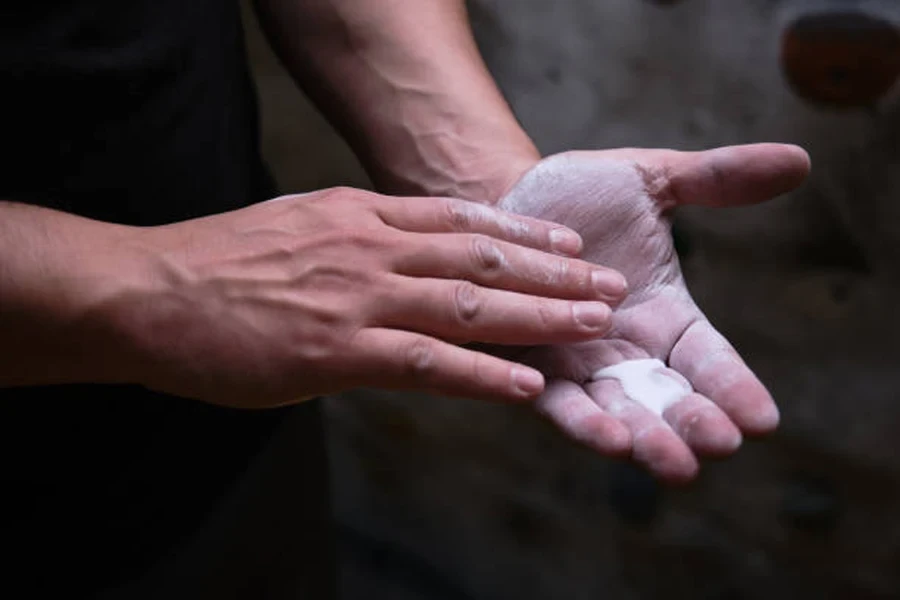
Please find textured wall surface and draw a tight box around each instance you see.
[244,1,900,597]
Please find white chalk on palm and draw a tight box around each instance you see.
[590,358,691,416]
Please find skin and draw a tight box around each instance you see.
[0,191,628,407]
[494,144,812,483]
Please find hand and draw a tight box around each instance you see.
[108,187,628,408]
[494,144,811,482]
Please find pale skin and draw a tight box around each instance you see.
[258,0,812,480]
[495,145,811,482]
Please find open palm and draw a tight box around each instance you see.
[496,144,811,482]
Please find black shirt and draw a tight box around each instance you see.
[0,1,331,595]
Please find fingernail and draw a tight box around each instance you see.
[549,228,583,255]
[513,367,544,397]
[593,270,628,297]
[573,302,612,330]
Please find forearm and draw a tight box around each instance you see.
[0,201,149,387]
[253,0,539,203]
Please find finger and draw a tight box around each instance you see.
[662,393,742,457]
[374,195,585,256]
[591,358,742,456]
[587,378,699,483]
[650,143,812,209]
[668,319,779,435]
[393,233,627,303]
[534,379,631,456]
[377,275,613,345]
[350,328,546,403]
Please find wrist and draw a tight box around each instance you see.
[85,223,206,392]
[364,116,541,205]
[52,225,169,387]
[0,204,165,387]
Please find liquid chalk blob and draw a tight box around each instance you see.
[590,359,691,416]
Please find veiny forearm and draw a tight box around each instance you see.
[253,0,540,202]
[0,201,151,387]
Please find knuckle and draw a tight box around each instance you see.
[317,185,354,204]
[346,226,375,244]
[550,256,571,285]
[492,210,530,241]
[332,228,367,252]
[576,263,597,293]
[403,338,436,381]
[444,200,475,231]
[634,161,677,208]
[343,227,389,253]
[330,185,357,198]
[296,186,365,223]
[453,281,484,325]
[535,300,559,330]
[467,352,489,387]
[324,186,379,211]
[536,255,571,289]
[470,235,505,273]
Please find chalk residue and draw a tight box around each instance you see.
[590,358,691,416]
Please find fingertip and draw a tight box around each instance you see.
[724,428,743,453]
[573,302,613,333]
[775,143,813,191]
[741,402,781,436]
[593,270,628,300]
[690,418,743,457]
[724,379,781,435]
[633,428,699,486]
[512,366,546,400]
[673,142,812,208]
[749,142,812,193]
[784,143,812,174]
[663,465,701,487]
[550,227,584,256]
[671,402,744,457]
[655,456,701,487]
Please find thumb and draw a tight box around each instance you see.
[649,143,811,209]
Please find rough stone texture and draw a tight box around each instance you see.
[243,1,900,597]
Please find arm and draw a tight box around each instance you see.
[252,0,538,203]
[0,201,147,387]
